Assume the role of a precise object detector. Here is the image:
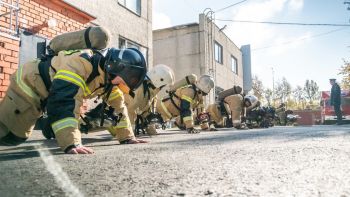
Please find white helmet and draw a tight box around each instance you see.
[244,95,258,106]
[147,64,175,89]
[195,75,214,94]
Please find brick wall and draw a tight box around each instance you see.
[0,0,94,100]
[293,110,322,125]
[0,36,19,97]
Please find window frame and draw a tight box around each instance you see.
[118,0,141,16]
[214,41,223,64]
[231,55,238,74]
[119,36,148,64]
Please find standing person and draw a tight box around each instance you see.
[330,78,342,125]
[0,47,147,154]
[275,103,287,126]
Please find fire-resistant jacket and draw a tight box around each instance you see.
[14,49,134,152]
[157,85,206,129]
[207,102,225,127]
[221,94,244,127]
[124,80,160,123]
[49,50,135,151]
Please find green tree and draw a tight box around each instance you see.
[263,88,273,106]
[252,75,264,101]
[339,59,350,89]
[292,85,305,109]
[303,79,319,104]
[274,77,291,104]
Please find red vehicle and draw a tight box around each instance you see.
[320,90,350,124]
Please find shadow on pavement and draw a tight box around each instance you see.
[0,143,62,162]
[159,125,350,146]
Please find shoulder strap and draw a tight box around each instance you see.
[38,56,54,92]
[191,85,198,99]
[84,27,93,49]
[80,51,102,84]
[168,92,181,112]
[142,81,151,100]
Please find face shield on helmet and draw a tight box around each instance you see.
[104,47,147,91]
[146,64,175,90]
[195,75,214,94]
[244,95,258,107]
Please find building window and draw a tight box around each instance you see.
[119,37,140,50]
[214,41,223,64]
[118,0,141,15]
[231,56,238,74]
[119,36,147,62]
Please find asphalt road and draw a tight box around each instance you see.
[1,125,350,197]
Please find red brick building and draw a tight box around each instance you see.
[0,0,95,100]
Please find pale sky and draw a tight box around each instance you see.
[153,0,350,91]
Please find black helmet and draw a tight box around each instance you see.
[104,47,147,90]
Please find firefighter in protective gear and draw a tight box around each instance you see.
[207,85,243,128]
[207,93,259,129]
[244,95,261,113]
[275,103,287,125]
[0,47,147,154]
[241,95,260,127]
[157,74,214,134]
[113,64,175,135]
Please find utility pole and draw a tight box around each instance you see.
[345,1,350,47]
[271,67,275,106]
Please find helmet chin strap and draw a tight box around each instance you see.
[99,52,115,127]
[99,82,113,127]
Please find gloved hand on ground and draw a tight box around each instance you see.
[187,128,200,134]
[120,138,148,144]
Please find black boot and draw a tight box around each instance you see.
[0,132,27,146]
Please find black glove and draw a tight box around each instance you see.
[186,128,200,134]
[36,116,55,139]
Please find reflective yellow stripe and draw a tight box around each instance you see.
[183,116,193,122]
[181,95,193,104]
[16,62,40,100]
[54,70,91,96]
[108,88,123,101]
[161,101,172,119]
[113,120,130,129]
[51,117,78,134]
[63,50,80,55]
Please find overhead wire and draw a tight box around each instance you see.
[214,0,249,13]
[252,27,350,51]
[215,19,350,27]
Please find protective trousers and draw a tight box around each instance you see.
[275,108,286,125]
[223,94,244,128]
[103,88,134,142]
[207,103,224,127]
[0,61,44,145]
